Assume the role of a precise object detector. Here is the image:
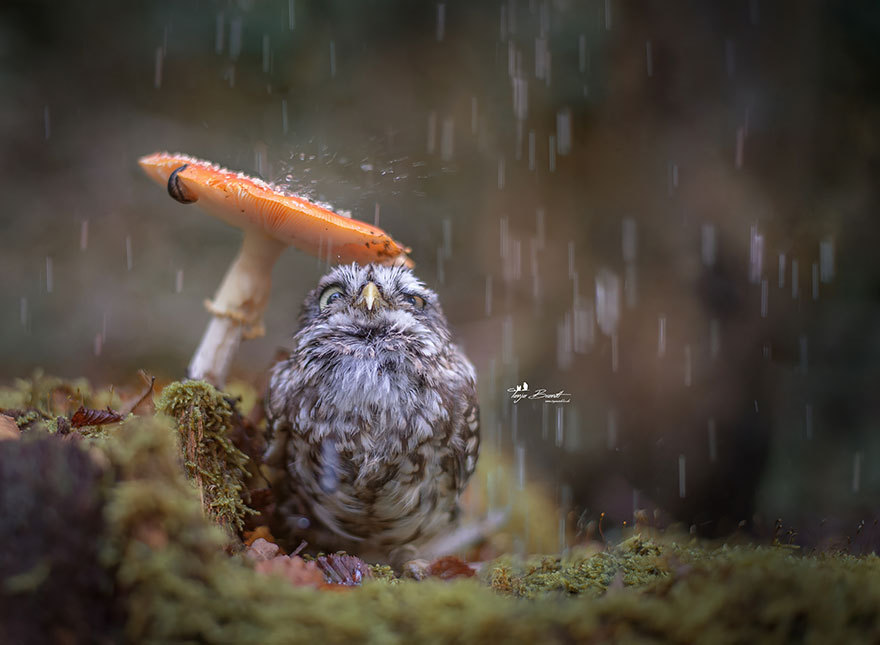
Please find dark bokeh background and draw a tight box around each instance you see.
[2,0,879,548]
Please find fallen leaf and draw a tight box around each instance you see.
[243,525,277,547]
[70,406,124,428]
[427,555,477,580]
[254,555,325,588]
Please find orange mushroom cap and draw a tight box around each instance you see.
[138,152,413,268]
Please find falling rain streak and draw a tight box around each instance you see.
[436,3,445,42]
[853,452,863,494]
[154,47,163,89]
[80,220,89,251]
[678,455,686,498]
[45,256,54,293]
[329,41,336,77]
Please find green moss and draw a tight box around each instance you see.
[154,380,254,533]
[0,369,93,415]
[485,535,670,598]
[7,415,880,643]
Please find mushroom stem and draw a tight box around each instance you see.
[188,230,286,387]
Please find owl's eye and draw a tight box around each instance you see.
[403,293,425,309]
[318,285,345,310]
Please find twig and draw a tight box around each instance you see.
[123,370,157,415]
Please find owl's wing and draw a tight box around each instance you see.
[448,382,480,496]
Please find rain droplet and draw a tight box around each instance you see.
[154,46,163,89]
[725,39,736,77]
[556,108,571,155]
[485,275,493,317]
[470,97,478,135]
[611,333,619,372]
[548,135,556,171]
[820,237,834,283]
[528,130,536,171]
[80,220,89,251]
[853,452,863,494]
[604,0,612,30]
[622,217,637,263]
[426,111,437,154]
[175,269,184,293]
[791,258,800,299]
[645,40,653,77]
[262,34,271,74]
[515,443,525,489]
[442,218,452,259]
[512,76,528,120]
[760,278,769,317]
[555,406,564,447]
[45,256,54,293]
[498,157,506,189]
[125,235,133,271]
[595,268,621,336]
[436,3,446,42]
[578,34,587,73]
[440,117,454,161]
[811,262,819,300]
[701,224,716,267]
[607,408,618,450]
[288,0,295,30]
[749,224,763,283]
[678,455,686,498]
[329,40,336,77]
[94,333,103,357]
[19,297,27,328]
[658,315,667,357]
[778,253,786,288]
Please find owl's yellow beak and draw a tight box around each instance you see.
[359,282,385,311]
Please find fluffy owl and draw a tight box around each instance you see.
[265,263,479,564]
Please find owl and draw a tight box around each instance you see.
[264,263,480,565]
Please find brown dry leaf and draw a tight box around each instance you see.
[0,414,20,441]
[243,525,277,547]
[254,555,325,588]
[70,406,124,428]
[426,555,477,580]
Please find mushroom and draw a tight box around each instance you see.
[138,152,413,387]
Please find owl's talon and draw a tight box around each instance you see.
[401,558,431,580]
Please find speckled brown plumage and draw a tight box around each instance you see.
[265,264,479,564]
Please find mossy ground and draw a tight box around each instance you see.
[3,375,880,643]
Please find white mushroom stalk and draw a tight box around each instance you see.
[138,152,413,388]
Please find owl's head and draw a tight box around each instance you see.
[293,264,452,360]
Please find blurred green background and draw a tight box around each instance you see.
[2,0,879,547]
